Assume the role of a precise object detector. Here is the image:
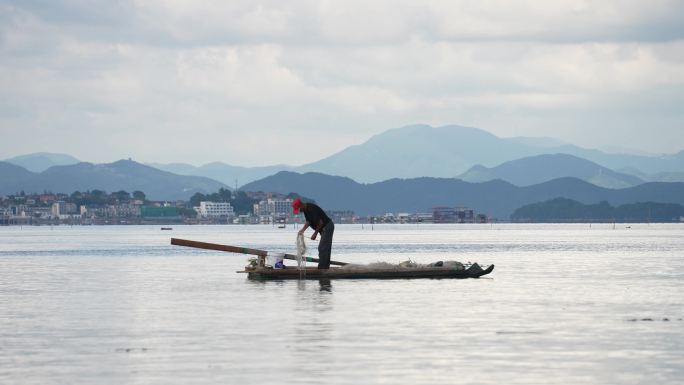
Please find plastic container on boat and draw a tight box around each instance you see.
[266,253,285,269]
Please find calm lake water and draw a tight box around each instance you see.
[1,224,683,384]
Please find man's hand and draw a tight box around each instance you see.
[311,231,318,240]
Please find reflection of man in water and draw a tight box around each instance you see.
[318,278,332,292]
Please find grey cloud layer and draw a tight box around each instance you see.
[5,1,684,45]
[1,1,683,164]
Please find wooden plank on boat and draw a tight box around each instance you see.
[170,238,349,266]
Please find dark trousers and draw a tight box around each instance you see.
[317,221,334,269]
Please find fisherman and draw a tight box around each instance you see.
[292,198,334,269]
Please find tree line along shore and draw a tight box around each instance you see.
[2,188,684,225]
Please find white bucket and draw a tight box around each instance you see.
[266,253,285,269]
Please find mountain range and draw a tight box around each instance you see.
[148,162,293,188]
[3,124,683,211]
[0,160,226,200]
[5,125,684,188]
[242,171,684,219]
[457,154,644,188]
[144,124,684,185]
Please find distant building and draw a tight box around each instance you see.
[28,207,52,218]
[378,212,395,223]
[81,205,108,218]
[396,213,410,223]
[455,207,475,223]
[432,206,476,223]
[412,213,434,223]
[9,205,28,217]
[195,201,235,219]
[52,202,78,218]
[111,204,141,217]
[329,210,356,224]
[142,206,181,218]
[253,198,294,222]
[235,214,258,224]
[432,207,456,223]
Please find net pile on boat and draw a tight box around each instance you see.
[339,260,466,271]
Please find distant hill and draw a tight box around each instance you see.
[511,198,684,222]
[3,152,80,172]
[458,154,644,188]
[148,161,292,186]
[542,146,684,175]
[242,171,684,219]
[295,124,537,182]
[296,124,684,182]
[618,167,684,183]
[0,162,35,187]
[647,172,684,183]
[505,136,569,148]
[0,160,227,200]
[147,162,199,175]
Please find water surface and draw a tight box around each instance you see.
[1,224,683,384]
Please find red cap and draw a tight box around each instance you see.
[292,198,302,214]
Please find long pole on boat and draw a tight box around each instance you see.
[170,238,348,266]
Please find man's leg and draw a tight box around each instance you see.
[317,221,334,269]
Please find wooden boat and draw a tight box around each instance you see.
[170,238,494,280]
[240,263,494,280]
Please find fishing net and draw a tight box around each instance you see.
[293,234,472,273]
[295,233,307,278]
[339,260,467,271]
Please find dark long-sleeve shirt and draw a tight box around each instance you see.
[302,203,331,231]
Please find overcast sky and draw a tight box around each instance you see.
[1,0,683,166]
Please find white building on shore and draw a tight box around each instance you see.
[194,201,235,219]
[253,198,295,223]
[51,201,78,219]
